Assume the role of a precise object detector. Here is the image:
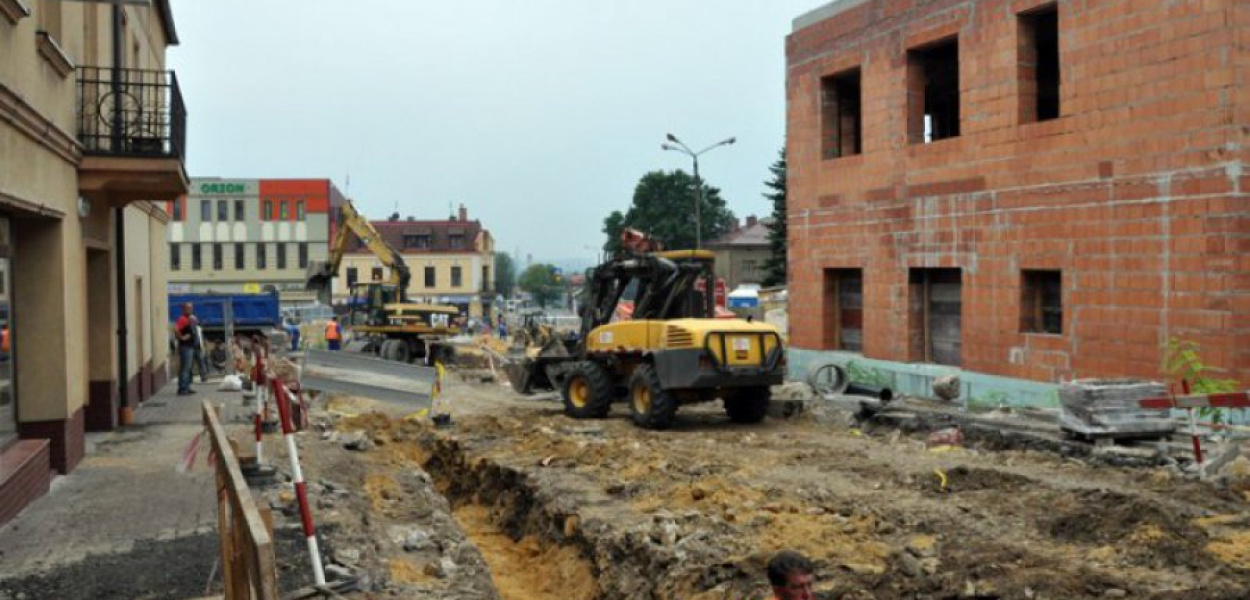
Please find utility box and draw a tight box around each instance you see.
[1058,379,1176,439]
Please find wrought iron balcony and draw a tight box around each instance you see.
[77,66,185,160]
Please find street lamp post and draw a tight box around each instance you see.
[662,133,735,249]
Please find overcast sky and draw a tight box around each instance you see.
[168,0,825,264]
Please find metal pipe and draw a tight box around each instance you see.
[845,382,894,403]
[115,208,128,411]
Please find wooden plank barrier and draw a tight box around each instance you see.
[203,400,279,600]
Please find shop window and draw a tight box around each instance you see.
[821,68,862,159]
[908,38,961,143]
[1019,4,1060,123]
[1021,270,1062,334]
[451,266,463,288]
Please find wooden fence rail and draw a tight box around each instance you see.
[203,401,279,599]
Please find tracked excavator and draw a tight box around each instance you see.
[305,200,458,364]
[505,229,786,429]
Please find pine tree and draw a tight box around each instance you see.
[762,147,787,287]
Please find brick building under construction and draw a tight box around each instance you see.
[785,0,1249,403]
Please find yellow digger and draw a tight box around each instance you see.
[506,246,785,429]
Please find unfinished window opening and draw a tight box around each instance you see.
[908,38,960,143]
[1019,5,1060,123]
[908,268,962,366]
[820,68,862,159]
[1021,270,1062,334]
[821,268,863,352]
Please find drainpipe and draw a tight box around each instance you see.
[112,7,129,421]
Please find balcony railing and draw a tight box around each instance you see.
[77,66,185,160]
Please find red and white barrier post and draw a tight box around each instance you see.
[271,376,326,585]
[1138,384,1250,476]
[251,336,269,465]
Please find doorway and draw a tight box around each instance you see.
[908,268,962,366]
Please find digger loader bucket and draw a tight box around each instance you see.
[305,260,334,291]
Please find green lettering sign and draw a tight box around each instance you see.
[198,183,247,194]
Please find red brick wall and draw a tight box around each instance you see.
[786,0,1249,383]
[0,439,51,526]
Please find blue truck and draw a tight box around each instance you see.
[168,292,283,370]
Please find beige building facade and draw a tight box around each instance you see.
[0,0,187,525]
[330,207,497,318]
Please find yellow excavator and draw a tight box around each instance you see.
[505,233,786,430]
[305,200,458,363]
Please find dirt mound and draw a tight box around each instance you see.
[919,465,1038,494]
[1041,489,1211,569]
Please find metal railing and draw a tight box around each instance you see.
[77,66,186,159]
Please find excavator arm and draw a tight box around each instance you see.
[305,200,411,298]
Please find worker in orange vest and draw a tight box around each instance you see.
[767,550,816,600]
[324,316,342,350]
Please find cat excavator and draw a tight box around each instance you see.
[505,229,786,430]
[305,200,458,363]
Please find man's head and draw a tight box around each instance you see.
[767,550,815,600]
[182,302,193,316]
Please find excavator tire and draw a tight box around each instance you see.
[722,386,771,424]
[561,361,612,419]
[628,364,678,430]
[379,339,403,362]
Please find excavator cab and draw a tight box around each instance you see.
[347,282,400,326]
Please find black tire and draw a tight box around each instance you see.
[561,361,613,419]
[380,339,402,361]
[723,386,771,424]
[393,339,412,363]
[628,364,678,430]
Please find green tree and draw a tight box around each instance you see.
[494,252,517,298]
[601,170,736,252]
[762,147,787,287]
[518,263,563,308]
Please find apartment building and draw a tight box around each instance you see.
[331,205,496,318]
[166,178,343,306]
[786,0,1249,404]
[0,0,187,524]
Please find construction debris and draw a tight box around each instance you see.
[1058,379,1177,439]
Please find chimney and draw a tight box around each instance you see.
[458,204,468,222]
[746,215,758,228]
[388,212,400,222]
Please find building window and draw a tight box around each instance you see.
[908,268,963,366]
[298,243,308,269]
[217,200,228,222]
[371,267,384,281]
[201,200,212,222]
[1021,270,1062,334]
[234,243,244,270]
[279,202,290,220]
[451,266,463,288]
[296,200,306,221]
[403,235,432,249]
[212,243,223,270]
[1019,5,1060,123]
[192,244,202,270]
[908,37,960,143]
[170,243,181,271]
[172,199,184,221]
[263,200,273,221]
[346,267,358,287]
[234,199,246,221]
[424,266,436,288]
[822,269,863,352]
[482,265,491,291]
[820,68,862,159]
[257,243,267,269]
[276,242,287,269]
[449,234,465,249]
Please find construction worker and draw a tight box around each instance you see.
[767,550,816,600]
[173,302,197,396]
[324,316,342,350]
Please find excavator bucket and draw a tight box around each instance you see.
[503,340,571,394]
[305,260,334,292]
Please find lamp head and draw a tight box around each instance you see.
[666,133,679,143]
